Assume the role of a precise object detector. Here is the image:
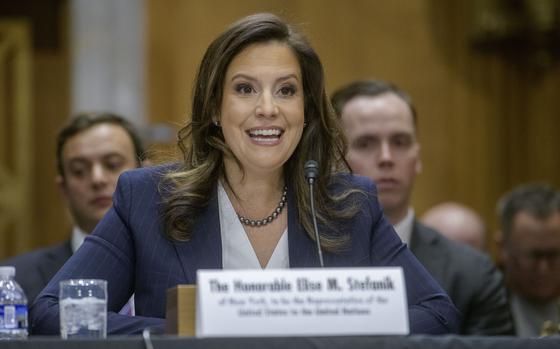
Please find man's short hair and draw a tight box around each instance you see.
[331,79,417,129]
[497,184,560,239]
[56,112,145,177]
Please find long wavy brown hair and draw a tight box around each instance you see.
[161,13,363,252]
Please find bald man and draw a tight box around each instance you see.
[421,202,486,252]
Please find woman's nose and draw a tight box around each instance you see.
[256,92,278,118]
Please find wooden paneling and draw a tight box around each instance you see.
[0,5,69,259]
[147,0,560,257]
[30,3,71,250]
[32,45,71,248]
[0,20,33,257]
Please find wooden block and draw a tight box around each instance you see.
[165,284,196,336]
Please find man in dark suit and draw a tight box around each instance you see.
[1,113,144,304]
[332,80,514,335]
[497,184,560,336]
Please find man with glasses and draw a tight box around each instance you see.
[497,184,560,336]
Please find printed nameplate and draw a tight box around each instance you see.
[196,267,408,337]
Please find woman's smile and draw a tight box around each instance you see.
[246,126,284,146]
[220,41,304,175]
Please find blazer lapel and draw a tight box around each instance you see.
[173,187,222,284]
[410,220,447,285]
[172,184,320,277]
[287,185,320,268]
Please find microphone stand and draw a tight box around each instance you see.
[305,160,324,267]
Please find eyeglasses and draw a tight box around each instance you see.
[512,249,560,268]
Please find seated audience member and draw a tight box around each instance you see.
[1,113,143,304]
[30,14,460,335]
[421,202,487,252]
[332,79,514,335]
[497,184,560,337]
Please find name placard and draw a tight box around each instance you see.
[196,267,409,337]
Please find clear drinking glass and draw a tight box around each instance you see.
[59,279,107,339]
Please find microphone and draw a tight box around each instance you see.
[304,160,324,267]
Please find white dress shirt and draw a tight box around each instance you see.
[71,226,88,253]
[218,182,289,269]
[393,208,415,245]
[510,292,560,337]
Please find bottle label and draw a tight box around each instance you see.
[0,304,28,329]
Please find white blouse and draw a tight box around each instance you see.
[218,182,289,270]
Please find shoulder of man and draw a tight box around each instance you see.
[0,240,72,303]
[413,221,493,267]
[0,240,72,270]
[412,220,514,335]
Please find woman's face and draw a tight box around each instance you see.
[219,41,304,177]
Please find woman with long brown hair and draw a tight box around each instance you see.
[31,13,459,335]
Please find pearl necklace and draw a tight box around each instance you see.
[237,186,288,227]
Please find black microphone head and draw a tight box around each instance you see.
[304,160,319,181]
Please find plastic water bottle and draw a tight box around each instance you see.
[0,266,28,339]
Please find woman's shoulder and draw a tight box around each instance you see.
[119,163,182,185]
[329,172,377,195]
[326,173,381,224]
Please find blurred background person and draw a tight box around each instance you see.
[497,184,560,337]
[332,79,513,335]
[421,202,487,252]
[1,113,144,304]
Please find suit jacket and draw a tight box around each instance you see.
[1,240,72,305]
[410,221,514,335]
[30,166,460,335]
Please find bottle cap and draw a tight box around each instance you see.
[0,266,15,277]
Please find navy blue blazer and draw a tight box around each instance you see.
[30,166,460,335]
